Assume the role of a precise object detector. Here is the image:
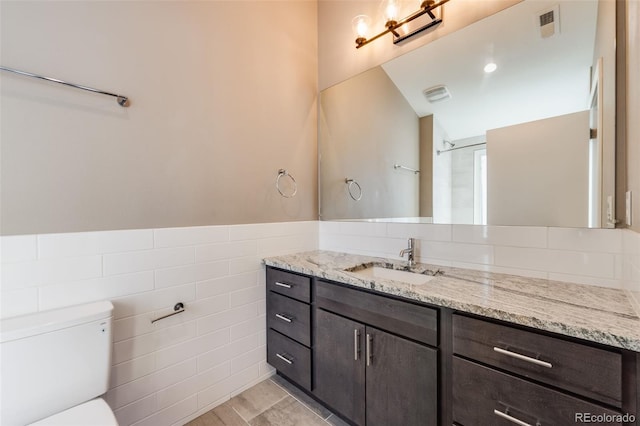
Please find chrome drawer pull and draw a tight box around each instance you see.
[354,329,360,360]
[275,313,293,323]
[493,347,553,369]
[493,409,534,426]
[366,334,373,366]
[275,281,292,289]
[276,353,293,365]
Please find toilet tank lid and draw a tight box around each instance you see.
[0,300,113,343]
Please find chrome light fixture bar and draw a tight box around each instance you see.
[354,0,449,49]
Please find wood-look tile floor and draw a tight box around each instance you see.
[186,375,349,426]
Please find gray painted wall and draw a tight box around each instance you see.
[487,111,589,227]
[319,66,419,220]
[0,1,318,235]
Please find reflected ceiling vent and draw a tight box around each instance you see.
[423,85,451,103]
[537,5,560,39]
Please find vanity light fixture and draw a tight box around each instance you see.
[352,0,450,49]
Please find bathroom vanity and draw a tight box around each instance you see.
[264,250,640,426]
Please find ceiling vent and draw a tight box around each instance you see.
[537,5,560,39]
[423,85,451,103]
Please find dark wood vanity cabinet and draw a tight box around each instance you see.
[265,268,312,390]
[266,267,439,426]
[314,289,438,426]
[453,315,622,406]
[313,309,366,424]
[452,356,624,425]
[313,279,439,426]
[265,266,640,426]
[452,314,636,426]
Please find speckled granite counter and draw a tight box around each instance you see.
[264,250,640,351]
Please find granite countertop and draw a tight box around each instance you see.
[264,250,640,352]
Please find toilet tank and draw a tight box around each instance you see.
[0,301,113,426]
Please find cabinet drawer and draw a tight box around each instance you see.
[452,315,622,407]
[267,292,310,347]
[267,268,311,303]
[453,357,623,426]
[267,329,311,390]
[315,280,437,346]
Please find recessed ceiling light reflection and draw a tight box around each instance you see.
[484,63,497,73]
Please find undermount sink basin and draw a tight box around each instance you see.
[351,266,436,285]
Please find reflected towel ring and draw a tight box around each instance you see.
[276,169,298,198]
[345,178,363,201]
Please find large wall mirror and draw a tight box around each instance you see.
[319,0,617,228]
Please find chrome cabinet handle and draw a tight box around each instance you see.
[493,409,534,426]
[493,347,552,368]
[366,334,373,366]
[276,353,293,365]
[274,281,292,289]
[275,313,293,323]
[354,329,360,360]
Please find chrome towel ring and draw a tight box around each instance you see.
[345,178,363,201]
[276,169,298,198]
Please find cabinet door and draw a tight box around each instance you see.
[366,326,438,426]
[314,309,366,426]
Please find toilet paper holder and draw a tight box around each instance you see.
[151,302,185,324]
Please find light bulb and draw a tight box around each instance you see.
[379,0,399,29]
[352,15,371,46]
[384,0,398,22]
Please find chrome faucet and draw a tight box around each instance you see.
[399,238,415,267]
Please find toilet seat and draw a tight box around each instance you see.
[29,398,118,426]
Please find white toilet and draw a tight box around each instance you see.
[0,301,119,425]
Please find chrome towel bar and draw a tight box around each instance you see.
[394,164,420,174]
[0,66,130,107]
[436,142,486,155]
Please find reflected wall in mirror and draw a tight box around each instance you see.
[319,0,617,228]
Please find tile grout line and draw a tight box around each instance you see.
[228,405,252,426]
[283,391,333,423]
[325,414,339,425]
[259,393,290,416]
[230,390,290,424]
[267,377,292,396]
[268,378,335,422]
[275,391,333,425]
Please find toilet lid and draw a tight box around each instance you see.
[29,398,118,426]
